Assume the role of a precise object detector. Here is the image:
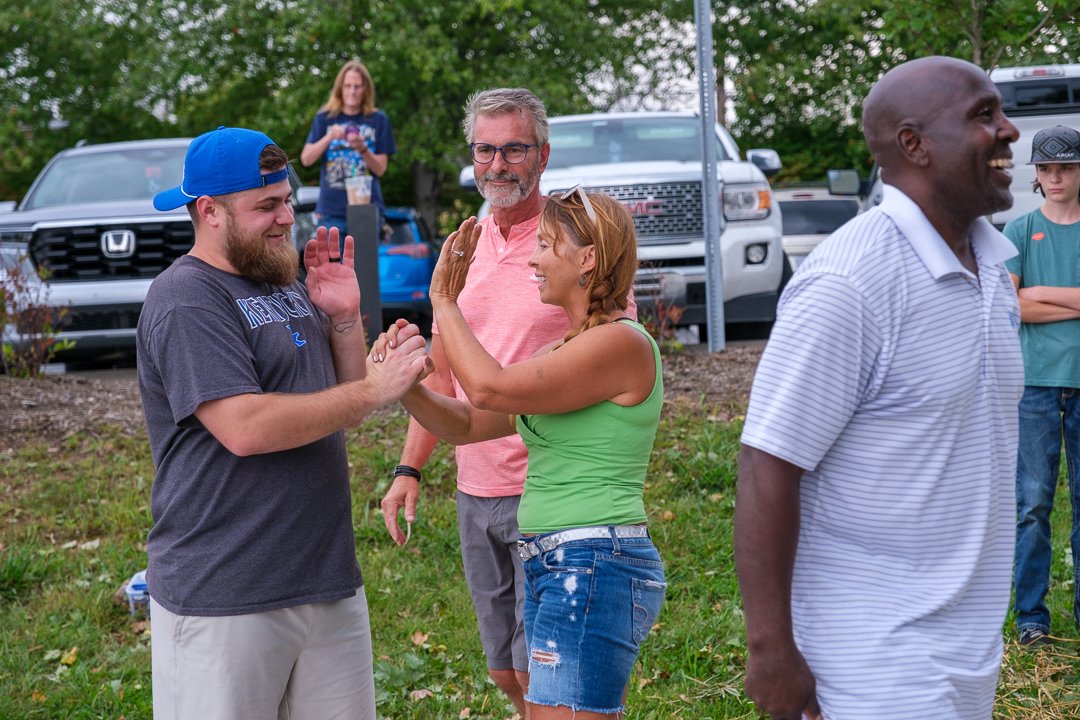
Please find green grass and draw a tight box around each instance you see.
[1,398,1078,718]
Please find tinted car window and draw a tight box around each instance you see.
[23,147,187,210]
[547,118,730,169]
[385,218,414,246]
[779,199,858,235]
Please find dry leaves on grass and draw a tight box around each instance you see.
[997,639,1080,719]
[0,344,763,450]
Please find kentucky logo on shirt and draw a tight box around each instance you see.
[235,290,314,329]
[286,324,307,347]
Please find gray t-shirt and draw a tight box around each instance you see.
[137,255,360,616]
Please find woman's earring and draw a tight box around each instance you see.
[578,274,587,288]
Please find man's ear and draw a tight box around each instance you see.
[195,195,224,228]
[537,142,551,175]
[897,126,930,168]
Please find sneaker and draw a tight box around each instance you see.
[1018,627,1051,646]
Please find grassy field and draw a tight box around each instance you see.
[1,395,1079,719]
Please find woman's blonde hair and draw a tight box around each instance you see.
[322,60,376,117]
[541,191,637,345]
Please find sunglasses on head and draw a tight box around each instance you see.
[556,185,597,225]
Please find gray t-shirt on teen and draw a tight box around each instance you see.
[137,255,361,616]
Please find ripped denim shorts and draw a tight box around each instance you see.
[519,526,666,714]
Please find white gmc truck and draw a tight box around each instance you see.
[468,111,786,328]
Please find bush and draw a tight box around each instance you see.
[0,253,74,377]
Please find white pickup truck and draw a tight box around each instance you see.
[833,64,1080,228]
[466,111,786,328]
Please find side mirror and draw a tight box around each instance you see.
[746,148,782,178]
[459,166,477,191]
[827,169,861,196]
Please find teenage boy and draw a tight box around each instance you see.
[1005,124,1080,647]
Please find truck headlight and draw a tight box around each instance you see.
[723,183,773,221]
[0,230,33,246]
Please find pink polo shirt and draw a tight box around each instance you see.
[432,213,568,497]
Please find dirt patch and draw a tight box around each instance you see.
[0,344,762,450]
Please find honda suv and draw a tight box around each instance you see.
[0,139,192,358]
[0,138,314,360]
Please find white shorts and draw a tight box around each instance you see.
[150,588,375,720]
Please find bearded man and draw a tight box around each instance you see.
[137,126,429,720]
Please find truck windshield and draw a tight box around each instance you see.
[22,146,187,210]
[547,117,730,169]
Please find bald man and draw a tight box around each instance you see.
[734,56,1023,720]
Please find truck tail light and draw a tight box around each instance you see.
[387,244,431,259]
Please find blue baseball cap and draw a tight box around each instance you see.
[153,126,290,211]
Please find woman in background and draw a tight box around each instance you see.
[301,59,395,245]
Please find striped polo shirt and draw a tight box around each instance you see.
[742,185,1023,719]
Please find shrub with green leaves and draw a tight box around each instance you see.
[0,253,74,377]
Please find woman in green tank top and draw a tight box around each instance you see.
[375,187,666,719]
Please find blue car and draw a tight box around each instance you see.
[379,207,437,330]
[292,189,437,330]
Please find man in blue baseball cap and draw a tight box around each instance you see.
[137,126,429,720]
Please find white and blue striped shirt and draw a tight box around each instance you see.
[742,185,1023,719]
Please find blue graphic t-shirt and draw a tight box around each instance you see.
[306,109,396,217]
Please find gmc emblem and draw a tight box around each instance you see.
[622,199,664,217]
[101,229,136,258]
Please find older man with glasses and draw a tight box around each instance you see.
[380,87,567,716]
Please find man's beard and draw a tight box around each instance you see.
[477,161,542,208]
[223,208,299,287]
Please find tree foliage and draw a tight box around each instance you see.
[719,0,1080,182]
[1,0,1078,219]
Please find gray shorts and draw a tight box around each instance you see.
[150,588,375,720]
[457,490,527,672]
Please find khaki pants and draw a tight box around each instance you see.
[150,589,375,720]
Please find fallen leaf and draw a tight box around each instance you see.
[31,690,46,703]
[408,688,433,701]
[60,646,78,665]
[43,649,62,662]
[411,630,428,646]
[79,538,101,550]
[459,708,472,718]
[660,510,675,521]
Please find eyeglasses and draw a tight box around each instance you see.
[556,185,597,225]
[468,142,537,165]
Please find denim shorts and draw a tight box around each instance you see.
[521,530,666,714]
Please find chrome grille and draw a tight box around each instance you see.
[31,220,195,281]
[554,182,702,245]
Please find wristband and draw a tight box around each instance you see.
[394,464,422,482]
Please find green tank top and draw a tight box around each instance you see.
[515,320,663,533]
